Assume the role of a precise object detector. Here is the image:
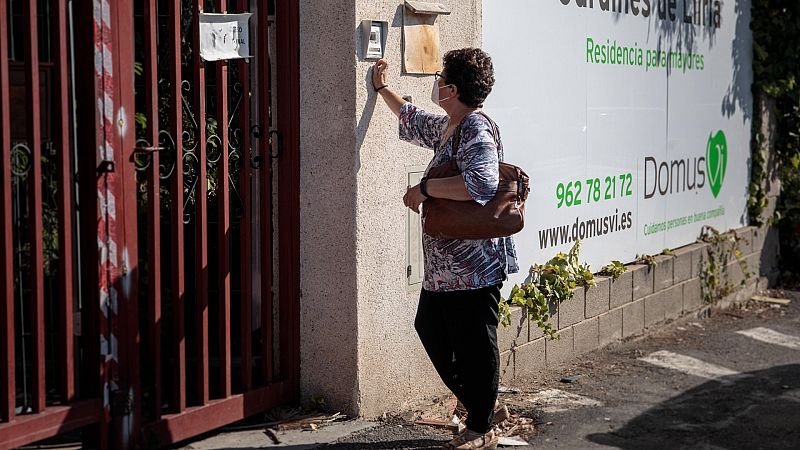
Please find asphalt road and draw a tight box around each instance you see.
[320,293,800,450]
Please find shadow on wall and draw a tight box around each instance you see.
[606,1,752,122]
[607,0,719,75]
[587,364,800,449]
[355,5,405,173]
[722,0,753,122]
[356,67,378,174]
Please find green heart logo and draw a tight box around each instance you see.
[705,130,727,198]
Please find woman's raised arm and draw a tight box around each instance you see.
[372,60,405,117]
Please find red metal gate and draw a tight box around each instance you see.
[0,0,300,448]
[1,0,107,447]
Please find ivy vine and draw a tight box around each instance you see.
[698,225,752,304]
[748,130,768,226]
[500,241,595,339]
[750,1,800,283]
[635,254,658,267]
[599,260,627,281]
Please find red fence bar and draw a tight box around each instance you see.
[0,0,14,424]
[236,0,253,391]
[0,400,103,450]
[257,0,274,386]
[55,0,76,404]
[144,0,162,421]
[71,0,108,445]
[169,0,187,414]
[192,0,210,405]
[110,0,141,444]
[24,0,47,414]
[143,382,291,445]
[275,0,301,389]
[216,0,232,399]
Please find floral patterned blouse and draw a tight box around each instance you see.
[399,103,519,292]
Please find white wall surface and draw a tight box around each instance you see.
[483,0,753,291]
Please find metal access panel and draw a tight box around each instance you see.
[407,169,425,288]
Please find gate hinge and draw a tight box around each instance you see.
[111,389,134,417]
[407,265,412,278]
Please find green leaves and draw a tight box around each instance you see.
[751,2,800,282]
[698,225,752,304]
[749,132,768,226]
[135,112,148,131]
[501,241,594,340]
[499,301,512,328]
[599,260,627,281]
[635,254,658,267]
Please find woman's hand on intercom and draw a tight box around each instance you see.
[372,59,388,90]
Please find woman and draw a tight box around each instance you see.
[372,48,518,450]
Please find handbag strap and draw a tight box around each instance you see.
[450,120,465,158]
[477,111,503,156]
[449,111,502,159]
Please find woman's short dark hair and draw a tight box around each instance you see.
[442,48,495,108]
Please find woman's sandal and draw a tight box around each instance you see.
[492,402,510,424]
[450,401,510,433]
[442,429,499,450]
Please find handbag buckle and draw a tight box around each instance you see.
[516,178,528,200]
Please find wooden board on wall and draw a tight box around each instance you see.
[402,8,442,75]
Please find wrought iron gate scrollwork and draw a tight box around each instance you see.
[178,79,200,223]
[10,142,33,178]
[226,76,246,212]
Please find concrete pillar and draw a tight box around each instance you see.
[298,0,482,417]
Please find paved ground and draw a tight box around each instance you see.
[182,292,800,449]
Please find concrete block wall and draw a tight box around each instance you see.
[502,225,777,380]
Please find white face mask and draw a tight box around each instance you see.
[431,78,453,106]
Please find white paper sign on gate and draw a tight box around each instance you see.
[199,13,252,61]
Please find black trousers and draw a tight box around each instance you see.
[414,284,501,434]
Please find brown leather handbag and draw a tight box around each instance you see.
[422,112,530,240]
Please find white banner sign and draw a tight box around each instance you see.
[199,13,252,61]
[483,1,752,283]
